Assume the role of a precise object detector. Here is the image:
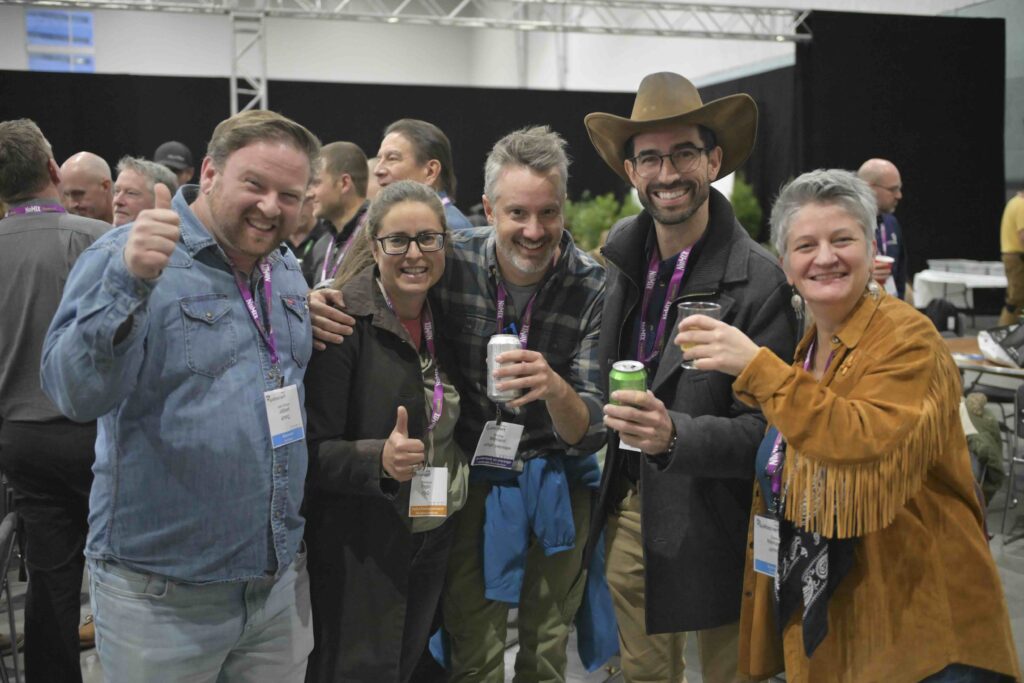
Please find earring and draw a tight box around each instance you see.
[867,281,881,297]
[791,290,804,321]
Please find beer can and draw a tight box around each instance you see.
[487,334,523,403]
[609,360,647,404]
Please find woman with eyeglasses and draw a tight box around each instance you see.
[302,180,468,682]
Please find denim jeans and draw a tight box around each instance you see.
[921,664,1012,683]
[88,549,313,682]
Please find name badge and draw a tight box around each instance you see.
[264,384,305,448]
[753,514,780,578]
[471,420,524,469]
[409,466,448,517]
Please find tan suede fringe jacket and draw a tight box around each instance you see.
[733,289,1020,683]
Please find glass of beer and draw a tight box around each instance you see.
[677,301,721,369]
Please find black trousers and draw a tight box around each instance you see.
[0,419,95,683]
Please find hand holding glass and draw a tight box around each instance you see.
[677,302,722,369]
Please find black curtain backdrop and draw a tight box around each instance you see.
[796,10,1006,276]
[0,7,1005,270]
[0,69,638,211]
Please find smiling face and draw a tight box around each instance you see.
[624,124,722,230]
[372,200,446,309]
[112,168,154,227]
[485,165,563,286]
[198,140,310,273]
[784,201,873,322]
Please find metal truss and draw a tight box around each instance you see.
[230,11,267,113]
[6,0,812,43]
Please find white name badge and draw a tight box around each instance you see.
[618,437,642,453]
[753,514,780,578]
[471,421,524,469]
[409,466,448,518]
[264,384,305,448]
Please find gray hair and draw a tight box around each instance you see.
[332,180,448,291]
[116,156,179,195]
[0,119,52,203]
[770,169,877,260]
[483,126,570,205]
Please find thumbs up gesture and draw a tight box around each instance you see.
[382,406,426,482]
[123,182,180,281]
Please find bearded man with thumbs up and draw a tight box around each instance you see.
[42,110,321,682]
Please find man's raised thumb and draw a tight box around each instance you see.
[154,183,173,210]
[394,405,408,437]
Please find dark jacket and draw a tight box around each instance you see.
[589,188,798,633]
[303,267,451,682]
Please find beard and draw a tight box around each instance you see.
[496,233,559,278]
[637,176,710,226]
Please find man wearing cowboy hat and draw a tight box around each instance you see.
[586,72,797,682]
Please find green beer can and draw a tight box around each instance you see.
[609,360,647,404]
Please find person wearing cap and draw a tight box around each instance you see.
[154,140,196,187]
[585,72,798,682]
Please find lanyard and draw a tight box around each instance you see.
[764,338,835,511]
[877,220,889,257]
[496,282,537,348]
[4,201,66,218]
[232,259,281,384]
[636,247,692,365]
[381,285,444,434]
[319,213,367,283]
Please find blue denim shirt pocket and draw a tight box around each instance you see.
[280,293,312,368]
[179,294,238,377]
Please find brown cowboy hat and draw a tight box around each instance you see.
[584,72,758,183]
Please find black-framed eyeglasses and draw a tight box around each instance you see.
[376,232,446,255]
[627,146,708,179]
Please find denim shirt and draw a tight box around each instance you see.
[41,187,312,583]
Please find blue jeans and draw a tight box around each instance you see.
[88,550,313,682]
[921,664,1011,683]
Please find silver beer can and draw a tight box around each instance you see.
[487,334,523,403]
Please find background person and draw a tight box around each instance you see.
[857,158,910,301]
[999,188,1024,325]
[60,151,114,223]
[678,169,1019,683]
[154,140,196,187]
[375,119,474,230]
[307,141,370,288]
[112,155,178,227]
[303,180,467,683]
[0,119,110,683]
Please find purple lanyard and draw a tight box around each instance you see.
[496,283,537,348]
[233,260,281,380]
[877,221,889,257]
[381,288,444,434]
[765,339,835,502]
[4,201,66,218]
[319,213,367,283]
[636,247,691,365]
[439,195,452,207]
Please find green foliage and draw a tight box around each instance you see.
[565,192,642,251]
[731,172,763,242]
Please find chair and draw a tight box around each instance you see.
[1001,385,1024,540]
[0,512,20,683]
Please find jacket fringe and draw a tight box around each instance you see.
[783,352,962,538]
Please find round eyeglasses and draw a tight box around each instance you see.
[375,232,446,256]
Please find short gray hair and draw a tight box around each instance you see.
[484,126,570,204]
[770,169,877,260]
[116,156,179,195]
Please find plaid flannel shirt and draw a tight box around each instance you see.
[430,226,606,462]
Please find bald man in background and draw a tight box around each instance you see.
[60,152,114,224]
[858,158,910,300]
